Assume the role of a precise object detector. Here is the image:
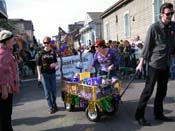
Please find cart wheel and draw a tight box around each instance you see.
[64,103,74,111]
[106,101,119,115]
[106,104,116,115]
[85,107,100,122]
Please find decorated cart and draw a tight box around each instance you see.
[61,72,122,121]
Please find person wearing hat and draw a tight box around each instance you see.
[36,36,58,114]
[89,39,120,78]
[0,30,20,131]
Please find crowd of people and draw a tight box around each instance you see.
[7,31,146,81]
[79,36,145,79]
[13,45,38,78]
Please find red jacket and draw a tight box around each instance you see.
[0,45,20,94]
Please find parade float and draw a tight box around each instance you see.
[61,72,122,122]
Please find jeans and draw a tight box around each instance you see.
[41,73,57,109]
[135,66,169,119]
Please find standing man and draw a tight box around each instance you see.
[36,36,58,114]
[135,3,175,126]
[0,30,20,131]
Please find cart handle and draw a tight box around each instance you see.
[120,71,138,98]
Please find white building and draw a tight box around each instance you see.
[79,12,103,46]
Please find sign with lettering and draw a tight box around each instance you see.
[56,52,95,80]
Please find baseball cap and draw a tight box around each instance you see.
[0,30,14,43]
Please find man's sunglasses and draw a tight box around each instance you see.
[164,12,174,16]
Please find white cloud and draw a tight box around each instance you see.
[5,0,118,41]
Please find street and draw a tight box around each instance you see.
[12,79,175,131]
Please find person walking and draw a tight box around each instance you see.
[0,30,20,131]
[36,36,58,114]
[135,2,175,126]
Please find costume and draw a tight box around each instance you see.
[92,48,119,78]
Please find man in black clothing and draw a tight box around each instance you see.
[135,2,175,126]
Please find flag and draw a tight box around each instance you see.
[58,27,67,42]
[58,27,73,46]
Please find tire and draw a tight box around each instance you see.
[64,103,74,111]
[106,101,119,115]
[106,104,116,115]
[85,107,100,122]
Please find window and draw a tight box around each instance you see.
[91,31,95,44]
[124,12,130,38]
[116,15,118,23]
[153,0,162,22]
[80,35,85,44]
[104,22,110,41]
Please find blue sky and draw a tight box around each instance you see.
[5,0,118,41]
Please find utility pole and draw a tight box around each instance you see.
[58,27,64,79]
[76,29,83,72]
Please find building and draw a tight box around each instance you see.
[101,0,175,42]
[9,19,35,50]
[79,12,103,46]
[9,19,34,43]
[68,21,84,33]
[68,21,84,48]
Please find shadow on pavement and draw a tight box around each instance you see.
[13,114,65,126]
[13,80,62,106]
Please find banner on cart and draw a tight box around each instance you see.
[56,53,94,80]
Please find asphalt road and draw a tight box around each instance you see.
[12,79,175,131]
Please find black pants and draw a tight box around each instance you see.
[135,66,169,119]
[0,94,13,131]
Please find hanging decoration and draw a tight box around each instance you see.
[88,100,96,112]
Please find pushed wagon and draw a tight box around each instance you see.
[61,72,123,121]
